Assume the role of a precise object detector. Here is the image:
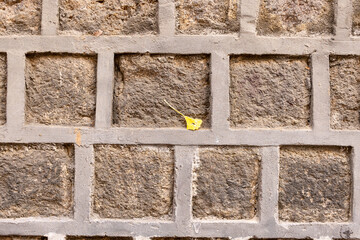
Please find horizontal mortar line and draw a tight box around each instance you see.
[0,221,357,238]
[0,127,360,146]
[0,36,360,54]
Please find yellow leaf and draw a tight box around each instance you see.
[164,99,203,131]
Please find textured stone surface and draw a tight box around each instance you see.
[0,237,46,240]
[175,0,239,35]
[0,144,74,218]
[93,145,174,219]
[0,54,6,125]
[353,0,360,35]
[113,54,210,128]
[230,55,311,129]
[279,146,351,222]
[257,0,335,36]
[59,0,158,35]
[67,237,131,240]
[25,53,97,126]
[330,56,360,130]
[0,0,41,35]
[153,238,228,240]
[192,146,261,219]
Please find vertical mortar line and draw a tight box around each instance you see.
[210,52,230,132]
[259,147,279,228]
[74,144,94,222]
[95,51,114,129]
[352,146,360,224]
[311,53,331,133]
[174,146,196,233]
[158,0,176,36]
[240,0,260,36]
[41,0,59,36]
[335,0,353,40]
[6,51,25,131]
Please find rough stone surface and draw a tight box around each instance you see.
[0,54,6,125]
[192,146,261,219]
[353,0,360,35]
[279,146,351,222]
[0,144,74,218]
[153,238,228,240]
[0,0,41,35]
[67,237,131,240]
[113,54,210,128]
[93,145,174,219]
[0,237,46,240]
[175,0,239,35]
[257,0,335,36]
[25,53,97,126]
[330,56,360,130]
[230,55,311,129]
[59,0,158,35]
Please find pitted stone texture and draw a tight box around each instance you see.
[153,238,228,240]
[175,0,239,35]
[193,146,261,219]
[0,237,47,240]
[257,0,335,36]
[113,54,210,128]
[0,0,41,35]
[93,145,174,219]
[0,144,74,218]
[0,54,6,125]
[67,237,132,240]
[25,53,96,126]
[279,146,351,222]
[230,55,311,129]
[330,56,360,130]
[353,0,360,35]
[59,0,158,35]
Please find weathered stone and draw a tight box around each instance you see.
[0,0,41,35]
[25,53,97,126]
[353,0,360,35]
[330,56,360,130]
[175,0,239,35]
[0,237,46,240]
[230,55,311,129]
[67,237,132,240]
[153,238,228,240]
[0,144,74,218]
[257,0,335,36]
[93,145,174,219]
[279,146,351,222]
[193,146,261,219]
[59,0,158,35]
[0,54,6,125]
[113,54,210,128]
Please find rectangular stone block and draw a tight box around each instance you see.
[0,54,6,125]
[0,0,41,35]
[113,54,210,128]
[0,144,74,218]
[175,0,239,35]
[257,0,335,36]
[93,145,174,219]
[59,0,158,35]
[353,0,360,35]
[230,55,311,129]
[0,237,46,240]
[279,146,351,222]
[192,146,261,220]
[25,53,97,126]
[330,56,360,130]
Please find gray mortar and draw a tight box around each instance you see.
[0,0,360,239]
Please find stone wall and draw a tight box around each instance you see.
[0,0,359,239]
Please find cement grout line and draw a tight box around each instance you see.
[210,52,230,132]
[311,53,331,133]
[335,0,353,40]
[41,0,59,36]
[240,0,260,36]
[259,147,279,229]
[95,51,115,129]
[158,0,176,36]
[351,146,360,232]
[6,51,26,131]
[173,146,196,234]
[74,145,94,222]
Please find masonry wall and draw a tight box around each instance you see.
[0,0,359,239]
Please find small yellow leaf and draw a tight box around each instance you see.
[184,116,203,131]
